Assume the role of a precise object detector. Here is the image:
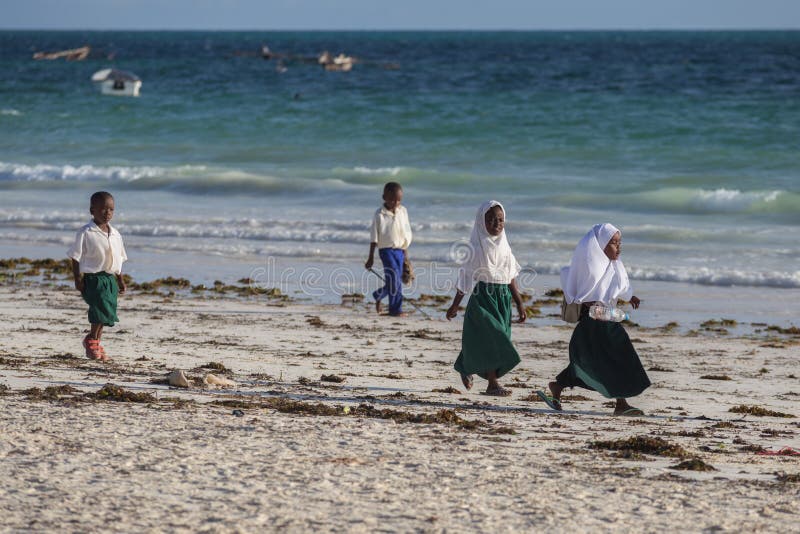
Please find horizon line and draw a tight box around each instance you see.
[2,27,800,32]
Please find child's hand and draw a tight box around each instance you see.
[445,304,459,320]
[630,296,641,309]
[74,277,84,293]
[516,303,527,323]
[365,257,374,270]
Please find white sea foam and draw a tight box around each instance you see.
[689,188,781,212]
[0,161,186,182]
[1,109,22,116]
[352,166,402,176]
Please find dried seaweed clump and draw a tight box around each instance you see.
[23,385,80,401]
[670,458,716,471]
[431,386,460,394]
[200,361,231,374]
[729,405,795,418]
[709,421,736,429]
[223,396,484,430]
[0,356,25,367]
[351,404,482,430]
[320,374,346,383]
[306,316,325,327]
[700,374,732,381]
[409,329,444,341]
[90,383,156,403]
[777,473,800,483]
[590,435,689,458]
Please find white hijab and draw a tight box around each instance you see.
[560,223,632,305]
[457,200,521,293]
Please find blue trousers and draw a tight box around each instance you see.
[373,248,404,315]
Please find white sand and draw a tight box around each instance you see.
[1,281,799,532]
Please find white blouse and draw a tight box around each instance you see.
[67,221,128,275]
[370,205,412,250]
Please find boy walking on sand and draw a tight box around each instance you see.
[68,191,128,361]
[365,182,412,316]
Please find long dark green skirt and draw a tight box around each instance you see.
[454,282,521,380]
[82,272,119,327]
[556,314,650,399]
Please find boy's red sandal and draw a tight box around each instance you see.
[82,335,103,360]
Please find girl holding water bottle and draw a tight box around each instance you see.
[536,223,651,416]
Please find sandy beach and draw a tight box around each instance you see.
[1,263,798,532]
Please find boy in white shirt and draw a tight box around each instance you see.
[365,182,413,316]
[67,191,128,361]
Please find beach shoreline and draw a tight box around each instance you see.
[1,268,798,531]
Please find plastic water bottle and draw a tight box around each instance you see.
[589,303,629,322]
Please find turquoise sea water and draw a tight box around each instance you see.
[1,31,798,304]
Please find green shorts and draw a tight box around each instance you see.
[82,272,119,326]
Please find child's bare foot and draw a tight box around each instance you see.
[460,373,473,390]
[485,385,512,397]
[613,399,643,416]
[548,381,563,401]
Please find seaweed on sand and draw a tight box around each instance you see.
[709,421,737,429]
[0,356,25,367]
[22,385,81,401]
[320,374,345,383]
[669,458,716,471]
[352,404,482,430]
[700,374,732,381]
[409,329,444,341]
[590,436,690,458]
[766,325,800,336]
[212,397,487,431]
[306,316,325,327]
[431,386,460,394]
[729,405,795,418]
[89,383,156,403]
[199,361,231,374]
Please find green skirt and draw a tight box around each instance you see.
[454,282,521,380]
[82,272,119,327]
[556,314,650,399]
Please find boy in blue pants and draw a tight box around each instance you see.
[365,182,412,316]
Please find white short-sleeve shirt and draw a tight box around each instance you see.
[370,205,412,250]
[67,221,128,275]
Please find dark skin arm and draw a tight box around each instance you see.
[509,279,526,323]
[71,259,83,292]
[630,296,640,309]
[365,242,378,270]
[116,273,126,295]
[446,279,526,323]
[445,290,465,320]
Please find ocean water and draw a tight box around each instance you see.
[1,31,799,324]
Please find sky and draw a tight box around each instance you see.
[2,0,800,30]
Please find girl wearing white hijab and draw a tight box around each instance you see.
[536,223,650,415]
[446,201,527,396]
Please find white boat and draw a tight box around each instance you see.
[91,69,142,97]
